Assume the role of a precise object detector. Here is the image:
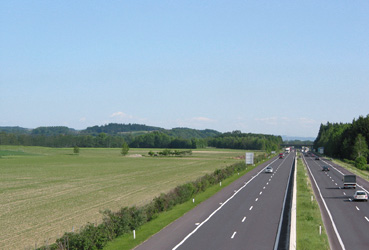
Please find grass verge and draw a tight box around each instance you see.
[104,164,259,250]
[297,157,329,250]
[331,159,369,182]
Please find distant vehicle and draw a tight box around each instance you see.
[265,166,273,173]
[285,147,290,154]
[353,190,368,201]
[315,156,320,160]
[322,166,330,171]
[279,153,284,159]
[343,175,356,189]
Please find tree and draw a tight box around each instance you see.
[73,146,80,154]
[121,142,129,156]
[352,133,369,159]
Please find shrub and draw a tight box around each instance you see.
[355,156,367,170]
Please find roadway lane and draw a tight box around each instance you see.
[303,154,369,250]
[135,153,295,250]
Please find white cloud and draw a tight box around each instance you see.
[110,111,133,119]
[191,117,215,122]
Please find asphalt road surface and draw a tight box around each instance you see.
[135,153,295,250]
[303,154,369,250]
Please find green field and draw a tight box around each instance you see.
[0,146,253,250]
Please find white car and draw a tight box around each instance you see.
[265,166,273,173]
[353,190,368,201]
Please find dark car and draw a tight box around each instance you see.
[315,156,320,160]
[322,166,330,171]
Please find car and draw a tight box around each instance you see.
[353,190,368,201]
[265,166,273,173]
[315,156,320,160]
[322,166,330,171]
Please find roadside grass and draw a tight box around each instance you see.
[0,145,260,250]
[331,159,369,182]
[297,157,329,250]
[104,164,258,250]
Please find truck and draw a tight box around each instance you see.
[343,175,356,189]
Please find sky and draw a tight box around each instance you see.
[1,1,368,138]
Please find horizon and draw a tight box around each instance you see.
[0,123,317,141]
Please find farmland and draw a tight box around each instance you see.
[0,146,255,249]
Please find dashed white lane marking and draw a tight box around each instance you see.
[332,179,334,182]
[195,223,200,226]
[343,192,346,195]
[365,216,369,222]
[242,217,246,223]
[349,198,352,202]
[263,186,266,189]
[231,232,237,239]
[255,198,259,202]
[249,206,253,211]
[260,191,262,195]
[335,183,338,186]
[267,182,269,185]
[356,206,360,211]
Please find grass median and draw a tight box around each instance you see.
[296,157,329,250]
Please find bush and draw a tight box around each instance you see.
[355,156,367,170]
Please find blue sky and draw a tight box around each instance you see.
[1,1,368,138]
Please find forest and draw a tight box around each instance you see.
[314,114,369,168]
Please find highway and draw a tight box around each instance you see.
[302,154,369,250]
[135,153,295,250]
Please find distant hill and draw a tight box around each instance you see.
[0,123,220,139]
[31,126,78,136]
[0,126,31,134]
[163,127,221,139]
[81,123,163,135]
[282,135,315,142]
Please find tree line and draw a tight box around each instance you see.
[314,114,369,169]
[0,129,282,151]
[207,130,282,152]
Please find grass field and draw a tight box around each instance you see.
[0,146,254,250]
[296,157,329,250]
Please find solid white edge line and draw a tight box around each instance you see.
[172,157,279,250]
[304,157,346,250]
[321,159,369,197]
